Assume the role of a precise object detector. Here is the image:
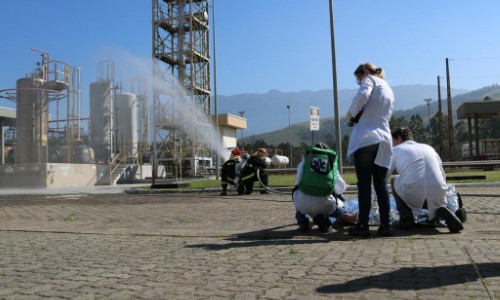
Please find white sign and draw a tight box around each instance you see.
[310,106,320,131]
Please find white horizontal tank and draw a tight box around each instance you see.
[271,155,289,166]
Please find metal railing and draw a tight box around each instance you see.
[109,152,140,184]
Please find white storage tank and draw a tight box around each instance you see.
[265,156,272,167]
[114,93,138,157]
[271,155,289,167]
[89,81,113,162]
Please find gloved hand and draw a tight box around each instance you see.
[346,111,353,121]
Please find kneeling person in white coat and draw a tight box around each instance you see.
[389,127,464,233]
[293,144,347,233]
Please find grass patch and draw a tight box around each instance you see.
[63,213,78,222]
[179,169,500,189]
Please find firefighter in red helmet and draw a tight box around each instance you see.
[220,147,242,195]
[237,148,269,195]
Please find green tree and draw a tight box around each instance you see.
[409,114,426,142]
[389,115,409,129]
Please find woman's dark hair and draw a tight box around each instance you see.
[391,127,414,141]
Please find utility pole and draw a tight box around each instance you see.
[437,76,444,158]
[424,98,432,140]
[286,105,292,167]
[446,58,455,161]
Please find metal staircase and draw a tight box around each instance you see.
[96,153,135,185]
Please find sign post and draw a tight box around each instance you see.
[310,106,320,144]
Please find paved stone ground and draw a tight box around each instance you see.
[0,185,499,299]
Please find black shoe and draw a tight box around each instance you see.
[298,220,310,232]
[348,224,371,237]
[313,215,331,233]
[457,192,463,208]
[396,214,416,230]
[260,190,269,194]
[377,224,392,236]
[237,184,245,195]
[436,207,464,233]
[220,191,227,196]
[455,207,467,223]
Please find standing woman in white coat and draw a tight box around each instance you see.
[346,63,394,237]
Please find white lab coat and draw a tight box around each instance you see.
[346,75,394,168]
[388,140,448,219]
[293,160,346,216]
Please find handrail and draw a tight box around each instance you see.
[108,153,140,184]
[109,153,127,184]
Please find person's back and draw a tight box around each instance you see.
[392,140,447,202]
[345,63,394,237]
[293,143,346,233]
[390,127,463,233]
[220,147,242,195]
[347,74,394,166]
[237,148,268,195]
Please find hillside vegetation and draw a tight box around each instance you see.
[243,84,500,147]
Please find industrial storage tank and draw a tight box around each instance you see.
[49,144,95,164]
[114,93,138,158]
[16,77,49,164]
[271,155,289,167]
[89,81,113,162]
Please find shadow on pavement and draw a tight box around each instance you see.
[316,262,500,293]
[185,223,444,251]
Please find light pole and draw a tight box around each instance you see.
[329,0,343,174]
[424,98,432,141]
[212,0,219,180]
[238,110,245,141]
[287,105,292,167]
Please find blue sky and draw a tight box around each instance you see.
[2,0,500,110]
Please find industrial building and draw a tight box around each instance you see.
[0,0,246,189]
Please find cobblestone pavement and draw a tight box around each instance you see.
[0,185,499,299]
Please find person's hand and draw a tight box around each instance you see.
[341,213,359,224]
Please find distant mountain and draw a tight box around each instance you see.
[217,85,468,136]
[238,84,500,146]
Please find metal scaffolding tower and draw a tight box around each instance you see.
[152,0,211,180]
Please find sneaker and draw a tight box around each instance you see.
[313,215,331,233]
[298,220,311,232]
[436,207,464,233]
[220,191,228,196]
[348,224,371,237]
[260,190,269,194]
[396,214,416,230]
[455,207,467,223]
[377,224,392,236]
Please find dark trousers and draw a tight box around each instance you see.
[238,169,268,194]
[353,143,391,226]
[391,177,428,218]
[295,210,309,224]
